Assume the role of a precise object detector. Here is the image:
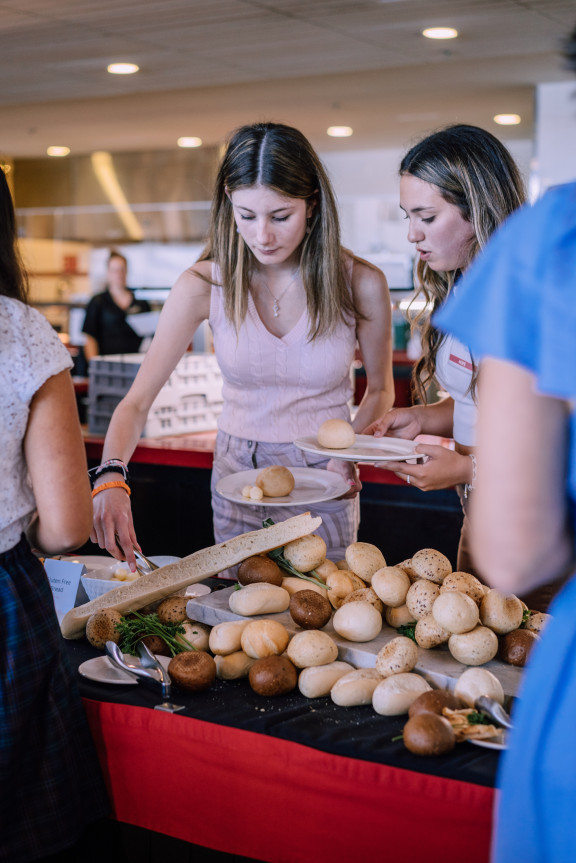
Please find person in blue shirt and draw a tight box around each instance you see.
[436,24,576,862]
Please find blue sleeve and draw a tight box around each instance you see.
[436,183,576,400]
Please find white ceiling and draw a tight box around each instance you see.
[0,0,574,157]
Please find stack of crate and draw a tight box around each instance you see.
[88,352,223,438]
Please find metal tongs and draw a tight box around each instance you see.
[105,640,185,713]
[114,534,159,576]
[475,695,514,730]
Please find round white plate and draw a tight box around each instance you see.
[293,434,424,463]
[215,466,349,507]
[468,734,507,751]
[78,653,171,685]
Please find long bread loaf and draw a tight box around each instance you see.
[60,512,322,639]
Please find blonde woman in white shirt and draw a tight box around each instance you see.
[91,122,394,568]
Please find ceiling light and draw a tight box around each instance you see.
[493,113,521,126]
[327,126,353,138]
[422,27,458,40]
[46,146,70,157]
[177,137,203,148]
[107,62,139,75]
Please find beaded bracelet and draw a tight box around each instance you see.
[91,480,131,498]
[88,459,130,489]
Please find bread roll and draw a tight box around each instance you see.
[214,650,255,680]
[454,667,504,708]
[156,596,189,624]
[249,656,298,696]
[209,619,250,655]
[330,668,383,706]
[432,591,479,634]
[317,418,356,449]
[314,559,339,582]
[479,589,524,634]
[298,661,355,698]
[405,579,440,620]
[410,549,451,584]
[325,570,358,609]
[281,577,327,598]
[371,566,411,607]
[62,512,322,638]
[345,542,386,585]
[448,625,499,666]
[286,630,339,668]
[340,587,384,614]
[372,673,432,716]
[255,465,295,497]
[238,555,283,586]
[289,589,332,629]
[385,604,415,628]
[228,582,290,616]
[176,621,210,651]
[85,608,122,650]
[403,713,455,756]
[440,572,486,605]
[414,613,450,649]
[168,651,216,692]
[332,601,383,642]
[240,619,290,659]
[375,636,418,677]
[283,534,327,573]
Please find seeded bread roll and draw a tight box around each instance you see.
[345,542,386,585]
[375,636,418,677]
[406,579,441,620]
[85,608,123,650]
[228,582,290,616]
[448,625,499,666]
[410,548,451,584]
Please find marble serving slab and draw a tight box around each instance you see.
[186,585,523,696]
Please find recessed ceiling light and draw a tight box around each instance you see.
[422,27,458,40]
[327,126,353,138]
[177,137,203,148]
[493,113,521,126]
[107,62,139,75]
[46,146,70,157]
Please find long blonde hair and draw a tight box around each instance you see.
[402,125,526,402]
[197,122,361,338]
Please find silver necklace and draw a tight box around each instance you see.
[259,267,300,317]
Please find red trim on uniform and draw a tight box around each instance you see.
[449,353,474,372]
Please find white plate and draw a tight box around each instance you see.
[293,434,424,464]
[78,653,171,685]
[215,467,349,507]
[57,554,117,571]
[468,734,507,751]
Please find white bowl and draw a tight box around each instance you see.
[81,555,180,601]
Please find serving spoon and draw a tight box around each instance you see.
[474,695,514,730]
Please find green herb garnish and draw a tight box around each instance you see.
[520,608,532,628]
[262,518,329,590]
[396,622,417,643]
[466,711,493,726]
[116,611,197,657]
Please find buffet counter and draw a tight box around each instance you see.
[67,624,497,863]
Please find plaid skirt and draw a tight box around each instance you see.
[0,536,109,863]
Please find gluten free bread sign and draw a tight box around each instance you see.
[60,512,322,639]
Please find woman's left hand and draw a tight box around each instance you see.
[326,458,362,498]
[382,444,470,492]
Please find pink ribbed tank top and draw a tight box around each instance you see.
[209,264,357,443]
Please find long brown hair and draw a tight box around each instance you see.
[401,125,526,403]
[197,122,361,338]
[0,167,28,303]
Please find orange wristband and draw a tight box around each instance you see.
[91,480,131,498]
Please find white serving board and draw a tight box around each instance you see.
[187,586,523,696]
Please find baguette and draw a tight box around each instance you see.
[61,512,322,639]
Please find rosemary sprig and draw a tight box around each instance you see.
[116,611,197,657]
[396,622,417,643]
[262,518,329,590]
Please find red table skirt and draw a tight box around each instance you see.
[84,698,494,863]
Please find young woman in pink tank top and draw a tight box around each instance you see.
[90,122,394,566]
